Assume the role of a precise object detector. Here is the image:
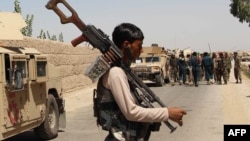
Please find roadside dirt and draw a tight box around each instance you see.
[222,68,250,124]
[63,85,96,112]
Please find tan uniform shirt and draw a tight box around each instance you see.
[102,66,169,122]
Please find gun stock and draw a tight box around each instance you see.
[46,0,178,133]
[46,0,87,46]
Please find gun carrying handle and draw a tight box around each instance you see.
[46,0,86,30]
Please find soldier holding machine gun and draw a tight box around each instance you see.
[95,23,186,140]
[45,0,186,140]
[94,23,186,141]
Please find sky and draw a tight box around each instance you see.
[1,0,250,53]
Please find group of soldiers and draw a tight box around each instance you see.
[168,51,242,87]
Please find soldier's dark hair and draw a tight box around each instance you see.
[112,23,144,49]
[219,52,224,56]
[203,52,208,56]
[212,52,217,58]
[192,52,197,56]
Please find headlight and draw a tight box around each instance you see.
[151,66,160,72]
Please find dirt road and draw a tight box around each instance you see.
[5,67,250,141]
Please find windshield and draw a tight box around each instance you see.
[145,57,160,62]
[134,57,142,63]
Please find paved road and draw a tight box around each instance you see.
[5,70,250,141]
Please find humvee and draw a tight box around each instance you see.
[0,46,66,140]
[131,44,170,86]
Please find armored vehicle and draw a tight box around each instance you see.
[131,44,170,86]
[0,46,66,140]
[241,56,250,62]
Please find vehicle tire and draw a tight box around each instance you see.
[34,94,59,140]
[155,73,164,87]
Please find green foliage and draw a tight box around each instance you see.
[47,31,57,41]
[14,0,33,36]
[21,14,34,37]
[46,31,51,39]
[14,0,64,42]
[37,30,64,42]
[230,0,250,27]
[37,30,46,39]
[14,0,21,13]
[58,32,64,42]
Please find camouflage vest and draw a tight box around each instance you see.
[217,58,226,69]
[169,58,177,67]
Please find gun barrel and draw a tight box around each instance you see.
[164,121,177,133]
[127,70,166,106]
[126,70,178,133]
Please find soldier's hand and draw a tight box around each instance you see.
[168,107,187,126]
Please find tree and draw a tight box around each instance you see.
[14,0,21,13]
[37,30,64,42]
[14,0,64,42]
[47,31,57,41]
[22,14,34,36]
[14,0,34,36]
[58,32,64,42]
[37,30,46,39]
[230,0,250,27]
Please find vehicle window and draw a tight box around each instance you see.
[4,54,11,82]
[135,57,142,63]
[37,61,47,77]
[12,61,27,78]
[146,57,160,62]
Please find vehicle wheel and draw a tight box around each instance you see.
[34,94,59,140]
[155,73,164,86]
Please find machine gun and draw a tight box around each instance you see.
[46,0,180,133]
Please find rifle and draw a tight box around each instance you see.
[46,0,179,133]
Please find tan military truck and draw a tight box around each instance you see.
[0,46,66,140]
[131,44,170,86]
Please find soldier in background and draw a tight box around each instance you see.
[217,52,228,85]
[177,52,187,85]
[185,54,192,86]
[212,52,219,83]
[201,52,214,85]
[233,52,242,83]
[198,53,204,81]
[169,54,178,86]
[190,52,201,87]
[224,52,232,81]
